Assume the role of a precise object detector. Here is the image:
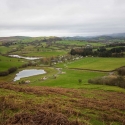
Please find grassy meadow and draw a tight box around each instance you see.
[0,46,12,54]
[30,68,125,92]
[56,40,105,47]
[10,44,68,57]
[57,57,125,71]
[25,50,67,57]
[29,69,106,87]
[0,55,25,71]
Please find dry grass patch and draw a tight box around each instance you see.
[0,82,125,125]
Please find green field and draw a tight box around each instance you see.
[57,57,125,71]
[0,46,12,54]
[56,40,88,46]
[0,64,124,93]
[9,44,68,57]
[29,69,105,87]
[25,50,67,57]
[0,55,26,71]
[29,68,125,92]
[56,40,105,46]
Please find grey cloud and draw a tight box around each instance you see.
[0,0,125,37]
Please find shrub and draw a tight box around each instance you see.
[19,80,25,84]
[78,79,82,83]
[41,58,50,65]
[88,76,125,88]
[117,67,125,76]
[0,71,9,76]
[8,67,17,74]
[20,63,29,68]
[0,67,17,76]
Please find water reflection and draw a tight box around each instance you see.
[9,55,41,60]
[14,69,46,81]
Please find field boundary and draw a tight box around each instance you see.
[69,68,115,72]
[68,66,125,72]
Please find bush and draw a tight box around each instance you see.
[117,67,125,76]
[0,67,17,76]
[78,79,82,83]
[41,58,50,65]
[20,63,29,68]
[0,71,9,76]
[19,80,25,84]
[8,67,17,74]
[88,76,125,88]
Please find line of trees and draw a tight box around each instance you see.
[0,67,17,76]
[106,42,125,47]
[70,46,125,57]
[0,61,37,76]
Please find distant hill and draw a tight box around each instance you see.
[61,33,125,41]
[109,33,125,38]
[1,33,125,42]
[13,36,31,39]
[0,36,62,44]
[0,36,31,42]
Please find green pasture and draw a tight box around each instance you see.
[30,69,106,88]
[1,64,124,92]
[0,56,124,92]
[10,45,39,55]
[88,42,105,46]
[10,44,68,57]
[0,55,26,71]
[20,36,52,43]
[24,50,67,57]
[56,40,87,46]
[57,57,125,71]
[28,68,125,92]
[56,40,105,47]
[0,46,12,54]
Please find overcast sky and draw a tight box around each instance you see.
[0,0,125,37]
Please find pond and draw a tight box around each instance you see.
[9,55,41,60]
[14,69,46,81]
